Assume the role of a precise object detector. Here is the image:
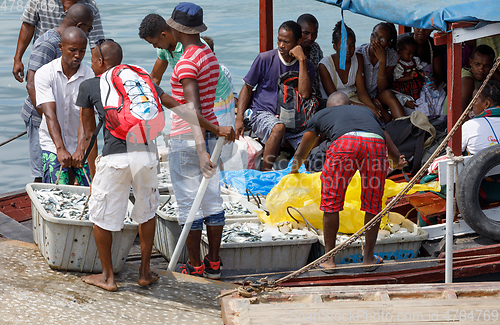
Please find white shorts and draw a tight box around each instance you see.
[89,152,160,231]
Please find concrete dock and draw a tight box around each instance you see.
[0,237,235,324]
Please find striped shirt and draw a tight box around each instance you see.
[21,29,62,126]
[170,44,219,136]
[21,0,104,47]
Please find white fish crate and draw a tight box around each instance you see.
[26,183,138,273]
[154,194,261,263]
[201,235,317,271]
[318,212,429,264]
[200,220,318,271]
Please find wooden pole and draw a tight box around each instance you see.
[446,24,462,155]
[259,0,273,53]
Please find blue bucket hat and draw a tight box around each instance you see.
[166,2,207,34]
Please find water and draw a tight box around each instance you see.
[0,0,379,194]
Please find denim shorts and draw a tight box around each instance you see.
[168,134,224,225]
[24,116,42,178]
[185,210,226,231]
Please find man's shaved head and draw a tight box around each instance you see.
[327,92,350,107]
[100,40,123,67]
[61,26,88,45]
[65,3,94,26]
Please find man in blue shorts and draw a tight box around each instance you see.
[235,20,315,171]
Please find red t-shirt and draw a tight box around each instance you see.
[170,44,219,136]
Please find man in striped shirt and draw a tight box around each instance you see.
[13,0,104,82]
[166,2,233,279]
[23,3,94,182]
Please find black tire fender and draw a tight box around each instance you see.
[456,145,500,241]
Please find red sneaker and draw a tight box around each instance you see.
[203,255,221,279]
[179,261,204,276]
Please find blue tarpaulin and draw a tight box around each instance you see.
[219,160,308,196]
[319,0,500,31]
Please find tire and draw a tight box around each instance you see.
[456,145,500,241]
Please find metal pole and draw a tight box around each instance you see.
[445,160,455,283]
[167,137,225,272]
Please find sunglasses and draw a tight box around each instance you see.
[371,33,390,45]
[81,22,93,32]
[96,39,114,63]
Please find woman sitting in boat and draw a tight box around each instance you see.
[462,80,500,155]
[318,21,381,119]
[356,22,405,123]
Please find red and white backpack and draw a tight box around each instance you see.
[100,64,165,144]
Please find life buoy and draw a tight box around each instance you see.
[456,145,500,241]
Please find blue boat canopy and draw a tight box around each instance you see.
[319,0,500,31]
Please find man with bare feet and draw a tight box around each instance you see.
[290,92,405,273]
[76,39,161,291]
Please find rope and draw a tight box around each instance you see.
[271,52,500,287]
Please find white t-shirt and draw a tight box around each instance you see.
[318,53,358,99]
[461,116,500,155]
[35,57,94,154]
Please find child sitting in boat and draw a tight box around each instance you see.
[392,34,445,116]
[318,21,382,119]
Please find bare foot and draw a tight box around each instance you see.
[81,274,117,292]
[138,271,159,286]
[319,261,336,269]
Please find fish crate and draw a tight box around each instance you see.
[317,212,429,264]
[154,194,261,263]
[201,233,317,271]
[26,183,138,273]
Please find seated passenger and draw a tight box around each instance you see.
[297,13,323,96]
[392,34,445,116]
[462,80,500,155]
[235,20,315,171]
[405,28,446,86]
[356,22,404,122]
[462,45,495,111]
[319,21,381,119]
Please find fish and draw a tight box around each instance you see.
[157,166,171,189]
[204,221,316,244]
[158,199,256,217]
[35,188,134,223]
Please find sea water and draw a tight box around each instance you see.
[0,0,379,193]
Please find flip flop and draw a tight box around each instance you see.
[316,262,336,274]
[363,255,383,272]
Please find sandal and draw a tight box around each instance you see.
[363,255,383,272]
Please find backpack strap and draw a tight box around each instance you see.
[392,121,413,147]
[411,130,426,174]
[82,118,104,165]
[484,117,500,144]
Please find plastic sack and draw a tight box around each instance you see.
[223,136,262,171]
[259,171,440,234]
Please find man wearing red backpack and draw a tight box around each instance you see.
[75,37,234,291]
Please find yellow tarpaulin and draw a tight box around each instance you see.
[258,171,440,234]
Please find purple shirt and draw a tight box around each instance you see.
[243,49,316,115]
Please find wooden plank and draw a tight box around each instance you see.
[221,282,500,324]
[446,25,462,155]
[453,22,500,43]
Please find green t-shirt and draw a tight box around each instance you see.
[156,40,231,102]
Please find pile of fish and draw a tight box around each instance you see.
[158,197,256,217]
[334,221,416,244]
[35,188,133,223]
[157,165,171,189]
[210,221,316,244]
